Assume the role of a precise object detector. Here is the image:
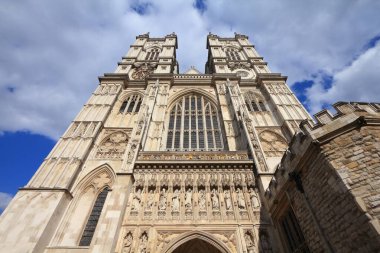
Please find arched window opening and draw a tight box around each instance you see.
[226,48,241,61]
[145,48,160,61]
[166,94,224,151]
[245,92,268,112]
[79,187,109,246]
[119,94,143,114]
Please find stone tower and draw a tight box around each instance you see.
[0,33,311,253]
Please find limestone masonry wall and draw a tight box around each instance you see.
[265,102,380,253]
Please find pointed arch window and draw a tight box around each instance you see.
[245,92,268,112]
[226,48,241,61]
[119,94,142,114]
[166,94,224,151]
[79,187,109,246]
[145,48,160,61]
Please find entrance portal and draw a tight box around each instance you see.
[172,238,222,253]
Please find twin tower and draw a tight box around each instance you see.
[0,33,313,253]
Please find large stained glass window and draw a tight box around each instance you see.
[166,94,224,151]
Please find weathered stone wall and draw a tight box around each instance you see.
[265,102,380,253]
[290,130,380,252]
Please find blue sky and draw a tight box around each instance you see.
[1,0,380,211]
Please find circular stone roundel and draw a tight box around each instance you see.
[234,69,255,79]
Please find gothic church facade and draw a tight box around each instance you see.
[1,33,379,253]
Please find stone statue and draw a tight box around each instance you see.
[185,188,192,210]
[224,190,232,210]
[245,232,254,253]
[122,232,133,253]
[139,233,148,253]
[236,188,246,210]
[146,190,154,210]
[132,189,142,211]
[249,188,260,208]
[211,189,219,209]
[199,189,206,211]
[159,188,167,211]
[172,189,180,212]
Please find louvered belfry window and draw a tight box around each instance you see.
[166,94,224,151]
[79,187,109,246]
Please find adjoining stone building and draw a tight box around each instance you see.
[0,33,379,253]
[265,102,380,252]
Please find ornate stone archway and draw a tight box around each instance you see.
[162,231,231,253]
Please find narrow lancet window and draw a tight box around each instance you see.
[79,187,109,246]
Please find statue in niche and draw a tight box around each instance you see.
[136,120,144,135]
[122,232,133,253]
[249,187,260,208]
[224,190,232,211]
[184,188,193,211]
[139,233,148,253]
[198,189,206,211]
[245,232,255,253]
[172,189,180,212]
[236,188,246,210]
[211,189,219,209]
[146,190,154,210]
[159,188,167,211]
[132,189,142,212]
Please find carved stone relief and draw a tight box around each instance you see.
[249,187,260,209]
[122,232,133,253]
[236,188,246,210]
[184,188,193,211]
[131,63,156,80]
[96,131,128,159]
[228,62,251,71]
[258,130,287,157]
[137,152,249,161]
[244,230,255,253]
[128,169,257,222]
[138,231,149,253]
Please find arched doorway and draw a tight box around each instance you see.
[173,238,222,253]
[162,231,231,253]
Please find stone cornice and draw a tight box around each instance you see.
[19,187,74,198]
[98,73,129,88]
[256,73,288,83]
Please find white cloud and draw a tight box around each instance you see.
[306,41,380,113]
[0,0,380,139]
[0,192,13,211]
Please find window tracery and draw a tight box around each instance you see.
[244,92,268,112]
[225,48,241,61]
[119,94,142,114]
[166,94,224,151]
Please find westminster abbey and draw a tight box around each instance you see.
[1,33,380,253]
